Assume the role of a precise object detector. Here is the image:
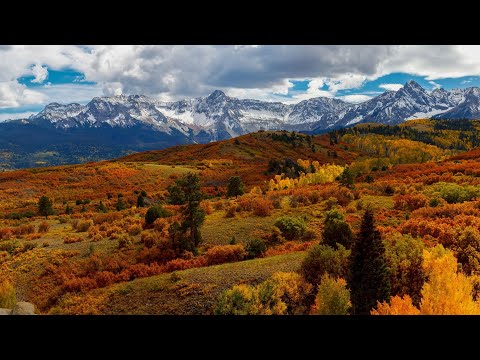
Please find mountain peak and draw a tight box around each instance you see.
[404,80,423,90]
[207,90,227,100]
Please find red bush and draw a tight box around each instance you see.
[165,256,207,272]
[64,236,84,244]
[264,241,314,256]
[204,244,246,265]
[253,198,273,217]
[318,186,354,207]
[394,194,428,211]
[62,277,98,293]
[0,228,13,240]
[37,221,50,233]
[127,224,142,236]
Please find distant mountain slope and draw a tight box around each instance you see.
[1,81,480,169]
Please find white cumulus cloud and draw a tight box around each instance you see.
[31,64,48,83]
[340,94,372,103]
[379,83,403,91]
[0,111,37,121]
[0,81,46,108]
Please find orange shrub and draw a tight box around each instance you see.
[398,219,457,247]
[126,263,164,279]
[90,234,104,242]
[253,198,273,217]
[204,244,246,265]
[307,190,322,204]
[25,233,42,241]
[94,271,116,288]
[212,200,226,211]
[141,232,157,248]
[62,277,97,293]
[153,218,170,235]
[394,194,428,211]
[136,241,176,264]
[0,228,13,240]
[92,212,123,225]
[75,219,94,232]
[319,186,354,207]
[37,221,50,233]
[225,204,237,218]
[201,201,213,215]
[12,224,36,236]
[238,196,256,212]
[64,236,84,244]
[265,241,314,256]
[105,225,123,238]
[412,202,480,219]
[128,224,142,236]
[165,256,207,272]
[87,225,100,239]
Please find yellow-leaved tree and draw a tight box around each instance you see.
[420,245,480,315]
[371,295,420,315]
[372,245,480,315]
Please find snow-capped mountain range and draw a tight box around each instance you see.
[18,80,480,141]
[1,80,480,169]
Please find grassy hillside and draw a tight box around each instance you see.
[51,252,306,315]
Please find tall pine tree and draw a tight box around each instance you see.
[349,208,391,314]
[38,196,54,219]
[167,173,205,253]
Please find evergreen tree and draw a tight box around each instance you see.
[365,174,374,183]
[339,167,354,189]
[145,204,171,226]
[98,201,107,213]
[65,204,73,215]
[227,176,245,198]
[167,182,186,205]
[115,197,126,211]
[349,208,391,314]
[167,173,206,252]
[137,195,145,208]
[322,208,353,249]
[38,196,54,219]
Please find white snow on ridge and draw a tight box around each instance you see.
[240,109,284,122]
[405,108,453,121]
[158,107,195,125]
[346,115,364,126]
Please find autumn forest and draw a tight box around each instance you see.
[2,118,480,315]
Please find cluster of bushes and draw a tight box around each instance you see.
[394,194,428,211]
[215,272,313,315]
[426,182,480,204]
[0,224,36,240]
[0,240,38,255]
[274,216,307,240]
[224,197,273,218]
[63,236,84,244]
[4,211,36,220]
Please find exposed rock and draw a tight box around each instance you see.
[11,302,36,315]
[0,308,12,315]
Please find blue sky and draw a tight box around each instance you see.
[3,45,480,121]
